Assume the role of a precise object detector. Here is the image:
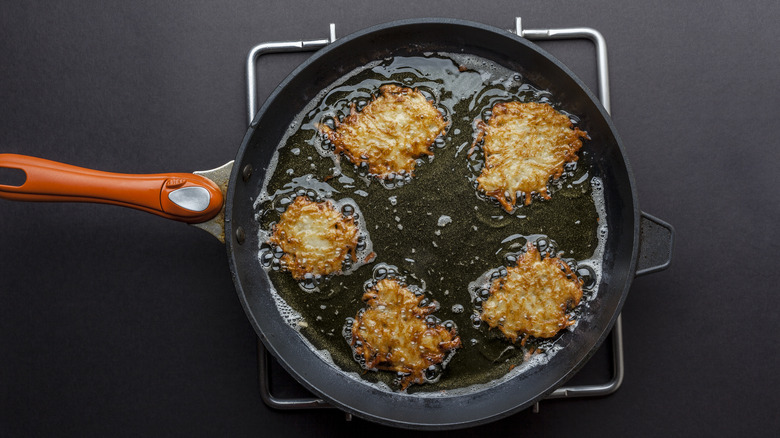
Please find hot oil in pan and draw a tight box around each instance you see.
[253,53,607,393]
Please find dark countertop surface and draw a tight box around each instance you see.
[1,1,778,436]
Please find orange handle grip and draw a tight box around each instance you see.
[0,154,223,224]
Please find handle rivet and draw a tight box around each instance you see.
[242,164,253,182]
[235,226,246,244]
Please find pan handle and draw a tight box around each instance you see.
[635,212,674,276]
[0,154,223,224]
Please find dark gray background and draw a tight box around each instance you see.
[1,0,777,436]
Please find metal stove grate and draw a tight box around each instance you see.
[247,18,624,416]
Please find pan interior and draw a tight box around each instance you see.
[253,52,607,392]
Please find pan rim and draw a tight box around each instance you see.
[226,17,640,429]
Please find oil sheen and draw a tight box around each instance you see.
[253,53,607,394]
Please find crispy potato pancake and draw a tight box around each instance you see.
[268,196,359,280]
[480,243,583,342]
[320,84,448,178]
[473,101,588,211]
[351,278,461,389]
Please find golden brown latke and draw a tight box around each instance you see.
[480,243,584,343]
[320,84,448,178]
[351,278,461,389]
[472,101,588,212]
[267,196,359,280]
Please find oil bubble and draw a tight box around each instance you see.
[260,249,274,267]
[321,117,336,130]
[425,315,441,327]
[373,266,388,280]
[424,365,443,382]
[301,273,317,290]
[577,265,597,290]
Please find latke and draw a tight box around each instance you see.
[472,101,588,211]
[267,196,360,280]
[480,243,584,343]
[350,278,461,389]
[320,84,448,178]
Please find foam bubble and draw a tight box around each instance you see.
[437,215,452,227]
[584,176,608,300]
[269,288,303,329]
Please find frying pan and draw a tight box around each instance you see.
[0,19,673,429]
